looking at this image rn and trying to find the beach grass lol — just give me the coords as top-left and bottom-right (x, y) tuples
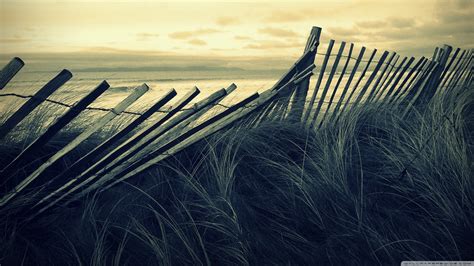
(0, 80), (473, 265)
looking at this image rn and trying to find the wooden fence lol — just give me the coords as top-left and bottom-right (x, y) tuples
(0, 26), (472, 221)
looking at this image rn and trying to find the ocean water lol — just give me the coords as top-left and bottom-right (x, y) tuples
(0, 52), (421, 125)
(0, 69), (282, 113)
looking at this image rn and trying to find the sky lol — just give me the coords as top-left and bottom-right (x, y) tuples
(0, 0), (473, 66)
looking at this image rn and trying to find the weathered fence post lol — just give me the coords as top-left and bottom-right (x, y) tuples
(0, 84), (149, 207)
(0, 80), (110, 182)
(327, 46), (366, 124)
(319, 43), (354, 127)
(0, 57), (25, 90)
(310, 41), (346, 128)
(288, 26), (321, 122)
(304, 39), (335, 125)
(0, 69), (72, 140)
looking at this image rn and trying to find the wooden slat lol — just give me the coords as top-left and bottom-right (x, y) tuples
(347, 51), (389, 112)
(444, 51), (473, 93)
(327, 47), (366, 124)
(418, 45), (453, 102)
(32, 87), (177, 209)
(400, 60), (440, 117)
(318, 43), (354, 127)
(401, 60), (438, 106)
(336, 49), (377, 122)
(0, 84), (149, 207)
(438, 48), (460, 87)
(389, 56), (426, 104)
(0, 57), (25, 89)
(371, 55), (400, 101)
(379, 56), (415, 105)
(0, 80), (110, 182)
(364, 52), (397, 103)
(0, 69), (72, 140)
(432, 47), (440, 61)
(439, 49), (465, 89)
(310, 41), (346, 128)
(93, 92), (260, 194)
(303, 40), (335, 125)
(396, 58), (429, 102)
(304, 26), (321, 52)
(414, 64), (453, 107)
(289, 26), (321, 122)
(372, 56), (404, 103)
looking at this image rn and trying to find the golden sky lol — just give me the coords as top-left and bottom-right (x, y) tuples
(0, 0), (473, 58)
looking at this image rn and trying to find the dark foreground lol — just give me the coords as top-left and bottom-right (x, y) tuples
(1, 85), (474, 265)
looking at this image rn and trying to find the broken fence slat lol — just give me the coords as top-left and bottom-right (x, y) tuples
(0, 57), (25, 90)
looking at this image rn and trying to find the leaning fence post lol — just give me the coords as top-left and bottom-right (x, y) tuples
(0, 80), (110, 182)
(303, 39), (335, 125)
(288, 26), (321, 123)
(310, 41), (346, 128)
(415, 45), (452, 106)
(0, 84), (149, 207)
(0, 69), (72, 140)
(0, 57), (25, 90)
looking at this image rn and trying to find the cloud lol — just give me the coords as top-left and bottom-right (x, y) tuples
(81, 46), (166, 55)
(0, 36), (31, 43)
(325, 3), (474, 57)
(257, 27), (300, 38)
(169, 28), (220, 40)
(356, 20), (387, 28)
(234, 35), (253, 40)
(262, 10), (310, 23)
(215, 16), (240, 26)
(244, 40), (304, 50)
(389, 17), (415, 28)
(188, 39), (207, 46)
(136, 32), (159, 41)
